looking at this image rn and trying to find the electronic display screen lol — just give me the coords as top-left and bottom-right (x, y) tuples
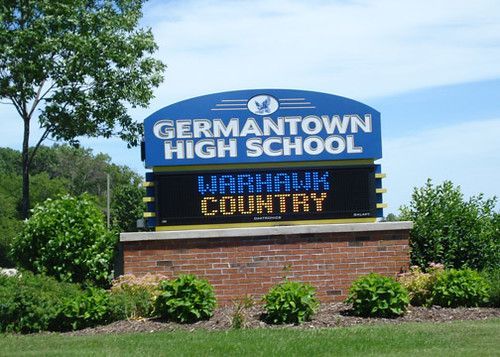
(155, 166), (376, 226)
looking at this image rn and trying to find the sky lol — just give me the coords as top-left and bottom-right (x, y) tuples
(1, 0), (500, 214)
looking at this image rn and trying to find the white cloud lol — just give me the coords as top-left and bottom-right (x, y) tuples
(143, 0), (500, 108)
(383, 118), (500, 213)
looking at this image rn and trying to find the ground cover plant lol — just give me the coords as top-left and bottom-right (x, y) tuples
(110, 273), (167, 319)
(431, 268), (490, 307)
(155, 274), (217, 323)
(262, 280), (319, 324)
(398, 263), (444, 306)
(481, 268), (500, 307)
(1, 320), (499, 356)
(347, 273), (409, 317)
(0, 272), (82, 333)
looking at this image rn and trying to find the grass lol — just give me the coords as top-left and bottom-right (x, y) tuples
(1, 319), (499, 356)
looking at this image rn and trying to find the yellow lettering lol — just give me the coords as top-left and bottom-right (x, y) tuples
(220, 196), (236, 215)
(292, 193), (309, 212)
(201, 196), (218, 216)
(238, 195), (255, 214)
(310, 192), (328, 211)
(274, 194), (290, 212)
(255, 194), (273, 214)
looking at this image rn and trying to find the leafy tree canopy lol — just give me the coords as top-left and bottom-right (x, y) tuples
(0, 0), (165, 217)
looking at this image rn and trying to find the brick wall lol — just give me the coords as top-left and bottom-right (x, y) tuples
(123, 229), (409, 305)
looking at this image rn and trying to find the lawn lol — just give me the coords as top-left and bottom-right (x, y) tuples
(1, 319), (499, 356)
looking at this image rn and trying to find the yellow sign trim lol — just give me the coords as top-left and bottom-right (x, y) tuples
(155, 217), (376, 231)
(152, 159), (375, 172)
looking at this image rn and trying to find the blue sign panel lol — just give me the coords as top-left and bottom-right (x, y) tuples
(143, 89), (381, 168)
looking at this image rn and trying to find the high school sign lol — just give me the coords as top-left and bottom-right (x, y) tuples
(142, 89), (385, 230)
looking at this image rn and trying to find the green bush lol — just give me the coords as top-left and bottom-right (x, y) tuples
(0, 272), (82, 333)
(400, 179), (499, 270)
(52, 287), (113, 331)
(10, 194), (117, 287)
(398, 263), (444, 306)
(347, 273), (409, 317)
(109, 274), (167, 319)
(431, 269), (490, 307)
(262, 281), (319, 324)
(155, 274), (216, 323)
(481, 268), (500, 307)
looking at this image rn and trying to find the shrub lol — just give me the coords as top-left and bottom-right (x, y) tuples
(52, 287), (113, 331)
(398, 263), (444, 306)
(262, 281), (319, 324)
(0, 272), (81, 333)
(155, 274), (216, 323)
(111, 184), (145, 232)
(431, 269), (490, 307)
(481, 268), (500, 307)
(109, 273), (167, 319)
(10, 194), (117, 287)
(347, 273), (409, 317)
(400, 179), (499, 270)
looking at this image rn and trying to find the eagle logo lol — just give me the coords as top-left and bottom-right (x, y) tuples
(247, 94), (279, 115)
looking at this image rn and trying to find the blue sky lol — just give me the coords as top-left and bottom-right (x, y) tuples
(1, 0), (499, 214)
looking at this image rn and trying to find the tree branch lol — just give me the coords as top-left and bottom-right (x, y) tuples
(27, 80), (46, 119)
(27, 126), (51, 169)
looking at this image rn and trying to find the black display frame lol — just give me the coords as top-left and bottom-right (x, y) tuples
(154, 165), (377, 226)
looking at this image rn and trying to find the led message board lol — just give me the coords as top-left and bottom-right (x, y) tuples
(154, 166), (376, 226)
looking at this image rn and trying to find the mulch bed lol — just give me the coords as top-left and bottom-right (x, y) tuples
(67, 304), (500, 336)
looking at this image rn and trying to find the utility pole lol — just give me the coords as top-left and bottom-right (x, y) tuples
(106, 173), (111, 229)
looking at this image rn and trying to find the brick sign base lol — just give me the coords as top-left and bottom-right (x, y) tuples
(120, 222), (411, 305)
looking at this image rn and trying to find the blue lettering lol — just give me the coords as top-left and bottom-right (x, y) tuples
(198, 175), (218, 195)
(312, 171), (329, 191)
(220, 175), (236, 194)
(256, 173), (273, 193)
(292, 172), (311, 191)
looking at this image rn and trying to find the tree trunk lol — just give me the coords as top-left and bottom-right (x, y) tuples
(21, 116), (30, 219)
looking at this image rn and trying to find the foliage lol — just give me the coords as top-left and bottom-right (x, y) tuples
(0, 0), (165, 217)
(0, 271), (81, 333)
(398, 263), (444, 306)
(400, 179), (499, 270)
(0, 145), (143, 267)
(346, 273), (409, 317)
(11, 194), (117, 287)
(231, 295), (254, 329)
(155, 275), (217, 323)
(431, 269), (490, 307)
(110, 273), (167, 319)
(30, 145), (142, 200)
(262, 281), (319, 324)
(52, 287), (113, 331)
(481, 268), (500, 307)
(112, 184), (145, 232)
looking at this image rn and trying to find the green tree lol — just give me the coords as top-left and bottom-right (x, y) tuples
(0, 1), (165, 218)
(111, 184), (144, 232)
(400, 179), (499, 270)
